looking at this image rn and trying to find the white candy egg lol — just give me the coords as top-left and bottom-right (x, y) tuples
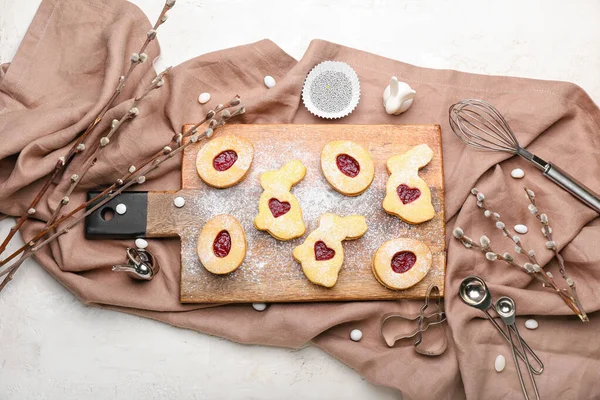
(115, 203), (127, 215)
(514, 224), (528, 234)
(173, 196), (185, 208)
(198, 92), (211, 104)
(495, 355), (506, 372)
(264, 75), (276, 88)
(525, 319), (539, 330)
(511, 168), (525, 179)
(350, 329), (363, 342)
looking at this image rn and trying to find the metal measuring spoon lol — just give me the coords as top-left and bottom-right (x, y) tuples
(496, 297), (540, 400)
(112, 248), (160, 281)
(458, 276), (544, 374)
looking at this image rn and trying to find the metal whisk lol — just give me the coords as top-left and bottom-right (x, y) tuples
(449, 99), (600, 214)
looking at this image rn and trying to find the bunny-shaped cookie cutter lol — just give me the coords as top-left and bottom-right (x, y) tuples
(380, 284), (447, 356)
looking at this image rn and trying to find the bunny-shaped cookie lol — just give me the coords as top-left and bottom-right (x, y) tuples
(383, 144), (435, 224)
(254, 160), (306, 240)
(293, 213), (368, 287)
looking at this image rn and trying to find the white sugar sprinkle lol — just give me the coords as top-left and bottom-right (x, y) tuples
(177, 131), (446, 301)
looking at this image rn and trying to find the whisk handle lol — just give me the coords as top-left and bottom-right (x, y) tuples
(544, 163), (600, 214)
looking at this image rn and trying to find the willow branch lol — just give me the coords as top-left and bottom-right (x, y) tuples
(452, 229), (584, 319)
(45, 68), (171, 228)
(0, 69), (173, 268)
(453, 186), (589, 322)
(0, 97), (241, 269)
(470, 188), (538, 265)
(0, 0), (175, 257)
(0, 101), (244, 289)
(523, 186), (587, 322)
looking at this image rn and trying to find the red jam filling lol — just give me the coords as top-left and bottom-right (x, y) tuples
(397, 184), (421, 204)
(336, 154), (360, 178)
(268, 198), (291, 218)
(212, 230), (231, 258)
(213, 150), (238, 172)
(391, 251), (417, 273)
(314, 240), (335, 261)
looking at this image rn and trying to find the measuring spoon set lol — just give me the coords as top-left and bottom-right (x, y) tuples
(459, 276), (542, 400)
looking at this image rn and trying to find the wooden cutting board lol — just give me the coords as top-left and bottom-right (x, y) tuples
(87, 124), (446, 303)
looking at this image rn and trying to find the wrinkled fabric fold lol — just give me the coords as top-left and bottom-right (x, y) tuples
(1, 1), (600, 399)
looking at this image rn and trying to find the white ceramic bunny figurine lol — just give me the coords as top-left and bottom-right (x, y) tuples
(383, 77), (416, 115)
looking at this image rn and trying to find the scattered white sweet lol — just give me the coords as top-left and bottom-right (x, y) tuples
(135, 238), (148, 249)
(173, 196), (185, 208)
(252, 303), (267, 311)
(115, 203), (127, 215)
(382, 77), (416, 115)
(494, 355), (506, 372)
(514, 224), (528, 234)
(198, 92), (211, 104)
(511, 168), (525, 179)
(525, 319), (539, 330)
(264, 75), (276, 88)
(510, 168), (525, 179)
(350, 329), (363, 342)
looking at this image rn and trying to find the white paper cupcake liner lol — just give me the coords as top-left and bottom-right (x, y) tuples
(302, 61), (361, 119)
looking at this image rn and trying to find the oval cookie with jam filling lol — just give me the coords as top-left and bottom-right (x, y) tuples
(196, 135), (254, 188)
(197, 214), (246, 274)
(372, 238), (432, 290)
(321, 140), (375, 196)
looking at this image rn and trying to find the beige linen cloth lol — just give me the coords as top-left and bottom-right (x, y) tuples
(2, 0), (600, 398)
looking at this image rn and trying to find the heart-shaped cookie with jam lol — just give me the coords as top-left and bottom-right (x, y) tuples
(382, 144), (435, 224)
(254, 160), (306, 241)
(321, 140), (375, 196)
(197, 214), (247, 274)
(196, 135), (254, 188)
(372, 238), (432, 290)
(293, 213), (368, 288)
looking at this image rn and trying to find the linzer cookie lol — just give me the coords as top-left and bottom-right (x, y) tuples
(195, 135), (254, 188)
(197, 214), (247, 275)
(131, 123), (446, 303)
(293, 213), (368, 288)
(372, 238), (432, 290)
(321, 140), (375, 196)
(254, 160), (306, 241)
(382, 144), (435, 224)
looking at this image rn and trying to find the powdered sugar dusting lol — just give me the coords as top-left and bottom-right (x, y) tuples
(178, 125), (446, 303)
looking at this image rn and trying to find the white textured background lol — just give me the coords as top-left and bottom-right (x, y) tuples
(1, 0), (599, 399)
